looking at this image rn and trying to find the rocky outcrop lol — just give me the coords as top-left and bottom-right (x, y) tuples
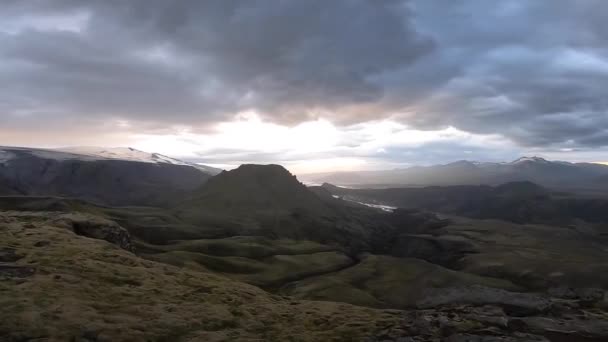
(366, 301), (608, 342)
(417, 286), (552, 316)
(1, 211), (135, 252)
(510, 316), (608, 342)
(52, 214), (135, 252)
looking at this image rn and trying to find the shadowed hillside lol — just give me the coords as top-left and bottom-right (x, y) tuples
(0, 147), (212, 207)
(174, 164), (397, 253)
(180, 164), (331, 214)
(322, 181), (608, 225)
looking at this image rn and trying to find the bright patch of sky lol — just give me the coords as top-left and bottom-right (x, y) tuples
(131, 112), (520, 174)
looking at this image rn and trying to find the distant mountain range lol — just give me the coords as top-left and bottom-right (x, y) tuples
(300, 157), (608, 190)
(0, 146), (221, 206)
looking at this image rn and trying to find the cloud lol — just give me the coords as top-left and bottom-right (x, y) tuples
(0, 0), (433, 129)
(1, 0), (608, 168)
(387, 0), (608, 149)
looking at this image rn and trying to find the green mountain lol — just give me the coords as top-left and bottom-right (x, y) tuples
(180, 164), (331, 214)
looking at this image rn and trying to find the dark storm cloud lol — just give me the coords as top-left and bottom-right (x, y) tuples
(0, 0), (432, 128)
(1, 0), (608, 151)
(403, 0), (608, 148)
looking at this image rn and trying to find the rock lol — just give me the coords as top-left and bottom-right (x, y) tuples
(460, 305), (509, 329)
(548, 287), (605, 302)
(417, 286), (551, 316)
(510, 316), (608, 341)
(446, 333), (548, 341)
(0, 248), (22, 262)
(53, 214), (135, 252)
(395, 338), (415, 342)
(600, 292), (608, 310)
(80, 329), (99, 341)
(0, 265), (35, 278)
(575, 288), (605, 303)
(34, 240), (50, 247)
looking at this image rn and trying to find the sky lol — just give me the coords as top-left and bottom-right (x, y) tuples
(1, 0), (607, 173)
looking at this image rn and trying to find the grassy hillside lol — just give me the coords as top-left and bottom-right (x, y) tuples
(282, 254), (518, 309)
(0, 211), (405, 341)
(4, 210), (608, 341)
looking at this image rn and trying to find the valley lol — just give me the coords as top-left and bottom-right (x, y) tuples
(2, 148), (608, 340)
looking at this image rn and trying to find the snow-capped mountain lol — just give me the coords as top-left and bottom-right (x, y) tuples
(57, 147), (192, 165)
(56, 147), (223, 175)
(0, 146), (219, 206)
(0, 146), (222, 175)
(299, 156), (608, 189)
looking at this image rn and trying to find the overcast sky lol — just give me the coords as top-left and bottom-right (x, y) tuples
(1, 0), (607, 172)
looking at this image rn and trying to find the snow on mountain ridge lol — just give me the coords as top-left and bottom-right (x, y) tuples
(57, 147), (223, 174)
(57, 146), (190, 166)
(0, 146), (222, 175)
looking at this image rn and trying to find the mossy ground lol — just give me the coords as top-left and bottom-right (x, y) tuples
(0, 211), (403, 341)
(282, 254), (518, 309)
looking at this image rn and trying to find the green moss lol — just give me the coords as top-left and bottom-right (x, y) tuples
(284, 254), (518, 309)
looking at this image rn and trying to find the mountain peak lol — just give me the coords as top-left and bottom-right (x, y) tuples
(493, 181), (548, 197)
(510, 156), (549, 164)
(231, 163), (293, 174)
(204, 164), (302, 194)
(184, 164), (329, 214)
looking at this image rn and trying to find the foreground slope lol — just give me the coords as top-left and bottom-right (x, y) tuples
(0, 211), (401, 341)
(3, 210), (608, 341)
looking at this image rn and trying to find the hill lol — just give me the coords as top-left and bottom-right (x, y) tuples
(174, 164), (394, 252)
(181, 164), (330, 214)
